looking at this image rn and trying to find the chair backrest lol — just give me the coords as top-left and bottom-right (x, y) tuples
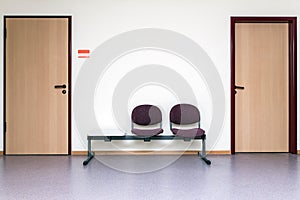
(131, 104), (162, 125)
(170, 104), (200, 125)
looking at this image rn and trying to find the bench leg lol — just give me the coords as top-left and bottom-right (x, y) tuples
(198, 138), (211, 165)
(83, 138), (94, 166)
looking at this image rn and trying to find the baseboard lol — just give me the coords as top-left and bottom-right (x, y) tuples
(0, 151), (3, 155)
(72, 151), (88, 155)
(71, 150), (231, 156)
(208, 150), (231, 155)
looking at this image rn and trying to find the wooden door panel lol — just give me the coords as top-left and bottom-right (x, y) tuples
(235, 23), (289, 152)
(6, 18), (69, 154)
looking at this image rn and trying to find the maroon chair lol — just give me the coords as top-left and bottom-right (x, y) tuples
(170, 104), (210, 165)
(131, 104), (164, 137)
(169, 104), (205, 139)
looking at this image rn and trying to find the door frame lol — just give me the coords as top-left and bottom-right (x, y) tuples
(230, 17), (297, 154)
(3, 16), (72, 155)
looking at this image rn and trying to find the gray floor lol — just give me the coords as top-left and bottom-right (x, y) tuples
(0, 154), (299, 200)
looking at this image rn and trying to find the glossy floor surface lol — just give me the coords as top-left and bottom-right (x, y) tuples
(0, 154), (299, 200)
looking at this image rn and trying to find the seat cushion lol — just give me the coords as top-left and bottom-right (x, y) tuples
(131, 128), (163, 137)
(171, 128), (205, 139)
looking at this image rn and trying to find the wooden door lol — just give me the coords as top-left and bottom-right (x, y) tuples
(5, 17), (70, 154)
(235, 23), (289, 152)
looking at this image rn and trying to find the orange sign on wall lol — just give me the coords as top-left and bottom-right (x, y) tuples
(78, 49), (90, 58)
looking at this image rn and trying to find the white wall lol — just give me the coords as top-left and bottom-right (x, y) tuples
(0, 0), (299, 151)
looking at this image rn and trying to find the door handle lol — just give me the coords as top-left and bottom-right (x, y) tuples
(235, 85), (244, 94)
(54, 84), (66, 89)
(235, 85), (245, 90)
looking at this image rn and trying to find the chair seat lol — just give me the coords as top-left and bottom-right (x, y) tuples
(131, 128), (163, 137)
(171, 128), (205, 139)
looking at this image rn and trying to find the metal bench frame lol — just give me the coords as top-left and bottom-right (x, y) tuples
(83, 134), (211, 166)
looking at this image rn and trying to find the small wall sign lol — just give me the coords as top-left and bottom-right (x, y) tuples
(77, 49), (90, 58)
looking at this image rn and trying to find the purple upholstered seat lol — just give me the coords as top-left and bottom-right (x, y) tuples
(171, 128), (205, 139)
(170, 104), (205, 139)
(131, 128), (163, 137)
(131, 104), (163, 137)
